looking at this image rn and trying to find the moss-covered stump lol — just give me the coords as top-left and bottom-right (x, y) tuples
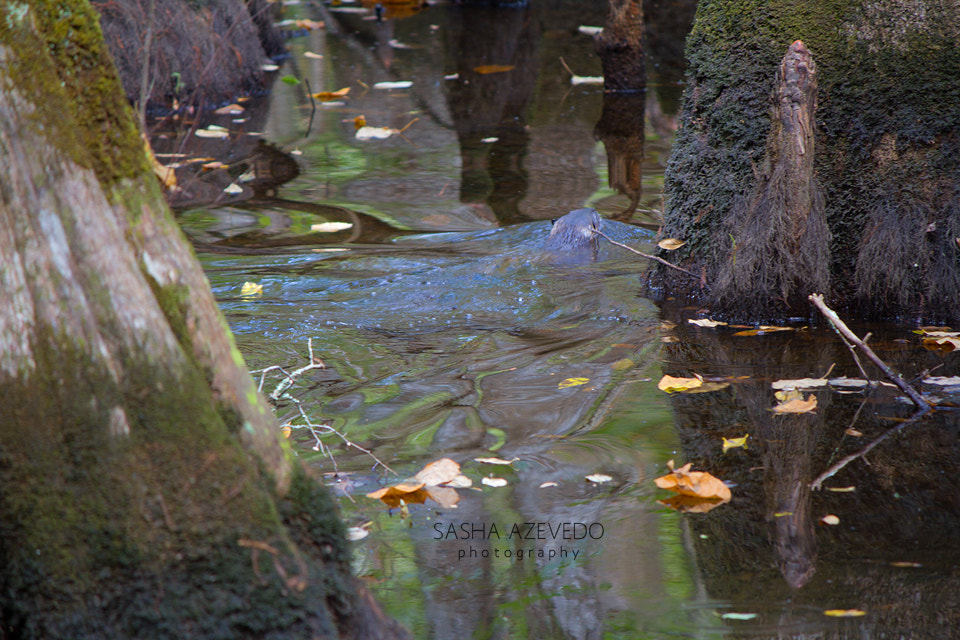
(651, 0), (960, 323)
(93, 0), (286, 110)
(0, 3), (404, 638)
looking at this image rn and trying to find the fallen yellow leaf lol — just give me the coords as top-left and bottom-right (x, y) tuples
(414, 458), (461, 486)
(772, 394), (817, 414)
(772, 378), (829, 390)
(473, 64), (515, 74)
(474, 457), (519, 466)
(312, 87), (351, 101)
(214, 103), (244, 115)
(295, 18), (325, 30)
(722, 434), (748, 453)
(688, 318), (727, 328)
(240, 281), (263, 297)
(654, 460), (731, 504)
(366, 482), (426, 504)
(657, 374), (703, 393)
(559, 377), (589, 389)
(424, 486), (460, 509)
(823, 609), (866, 617)
(657, 238), (686, 251)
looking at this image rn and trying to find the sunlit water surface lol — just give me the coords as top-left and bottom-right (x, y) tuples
(170, 1), (960, 637)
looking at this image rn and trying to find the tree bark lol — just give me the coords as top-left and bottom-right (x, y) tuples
(650, 0), (960, 322)
(0, 2), (405, 638)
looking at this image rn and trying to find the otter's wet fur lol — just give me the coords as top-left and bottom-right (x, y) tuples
(543, 208), (603, 264)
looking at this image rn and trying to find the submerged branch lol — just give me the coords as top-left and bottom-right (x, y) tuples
(811, 408), (928, 490)
(255, 340), (397, 476)
(808, 293), (930, 410)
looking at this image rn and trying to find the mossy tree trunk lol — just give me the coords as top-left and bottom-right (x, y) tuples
(652, 0), (960, 322)
(0, 3), (405, 638)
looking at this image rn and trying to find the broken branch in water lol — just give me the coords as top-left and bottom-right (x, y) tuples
(253, 339), (397, 476)
(593, 229), (703, 282)
(808, 293), (930, 411)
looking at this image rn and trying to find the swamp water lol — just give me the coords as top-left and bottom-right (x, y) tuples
(165, 1), (960, 637)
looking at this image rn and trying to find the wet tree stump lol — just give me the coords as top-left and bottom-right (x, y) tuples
(595, 0), (645, 93)
(711, 40), (830, 317)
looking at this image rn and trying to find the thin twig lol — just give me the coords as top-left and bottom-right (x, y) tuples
(593, 229), (703, 281)
(304, 79), (317, 138)
(808, 294), (930, 410)
(261, 340), (397, 476)
(811, 408), (928, 490)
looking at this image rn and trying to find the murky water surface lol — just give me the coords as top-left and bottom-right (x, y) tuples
(168, 2), (960, 637)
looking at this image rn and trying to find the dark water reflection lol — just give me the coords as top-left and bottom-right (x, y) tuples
(168, 1), (960, 637)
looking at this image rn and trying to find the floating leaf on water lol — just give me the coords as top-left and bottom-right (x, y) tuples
(657, 238), (686, 251)
(655, 460), (732, 505)
(571, 75), (603, 85)
(311, 222), (353, 233)
(372, 81), (413, 90)
(539, 481), (558, 488)
(295, 18), (324, 29)
(414, 458), (462, 486)
(214, 103), (244, 115)
(658, 374), (703, 393)
(280, 424), (292, 438)
(474, 457), (519, 466)
(481, 476), (508, 488)
(890, 561), (923, 568)
(914, 327), (956, 336)
(823, 609), (866, 618)
(366, 482), (426, 501)
(345, 526), (369, 541)
(473, 64), (515, 74)
(261, 63), (279, 71)
(611, 358), (635, 371)
(444, 474), (473, 489)
(845, 428), (863, 437)
(578, 25), (603, 36)
(821, 514), (840, 525)
(425, 486), (460, 508)
(240, 281), (263, 297)
(559, 377), (589, 389)
(586, 473), (613, 484)
(353, 115), (366, 129)
(826, 486), (856, 492)
(223, 183), (243, 194)
(355, 126), (396, 140)
(923, 336), (960, 352)
(772, 378), (829, 390)
(722, 434), (749, 453)
(304, 51), (323, 59)
(688, 318), (727, 328)
(773, 511), (794, 517)
(772, 393), (818, 414)
(195, 126), (230, 138)
(281, 75), (301, 85)
(481, 137), (499, 143)
(721, 612), (758, 621)
(312, 87), (351, 101)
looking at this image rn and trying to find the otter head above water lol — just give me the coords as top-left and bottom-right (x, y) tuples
(543, 208), (603, 264)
